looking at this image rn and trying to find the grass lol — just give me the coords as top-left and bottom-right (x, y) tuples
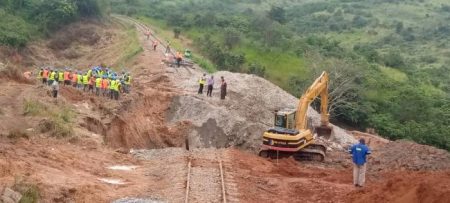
(236, 44), (308, 89)
(113, 25), (143, 68)
(39, 107), (74, 138)
(12, 177), (40, 203)
(23, 99), (74, 138)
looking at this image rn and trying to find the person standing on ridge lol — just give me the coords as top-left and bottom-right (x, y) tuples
(198, 74), (206, 94)
(145, 29), (151, 40)
(165, 42), (171, 54)
(51, 80), (59, 99)
(152, 40), (158, 51)
(42, 67), (49, 85)
(349, 138), (371, 187)
(176, 52), (183, 67)
(206, 75), (214, 97)
(220, 76), (227, 100)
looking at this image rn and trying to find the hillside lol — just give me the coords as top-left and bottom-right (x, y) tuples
(0, 8), (449, 201)
(111, 0), (450, 151)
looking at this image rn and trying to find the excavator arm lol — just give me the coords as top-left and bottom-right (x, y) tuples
(295, 71), (330, 131)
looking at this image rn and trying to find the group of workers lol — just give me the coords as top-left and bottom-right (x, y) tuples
(37, 66), (132, 100)
(198, 74), (227, 100)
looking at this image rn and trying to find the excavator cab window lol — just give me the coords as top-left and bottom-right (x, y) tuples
(274, 114), (287, 128)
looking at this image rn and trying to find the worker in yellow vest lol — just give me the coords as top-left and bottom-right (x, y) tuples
(87, 68), (93, 78)
(82, 73), (89, 92)
(37, 68), (43, 80)
(113, 79), (121, 100)
(198, 73), (206, 94)
(77, 71), (83, 89)
(95, 76), (102, 96)
(58, 70), (64, 84)
(123, 73), (132, 93)
(109, 77), (116, 100)
(48, 69), (56, 86)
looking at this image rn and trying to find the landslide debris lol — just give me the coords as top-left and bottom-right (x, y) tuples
(371, 140), (450, 172)
(166, 70), (356, 152)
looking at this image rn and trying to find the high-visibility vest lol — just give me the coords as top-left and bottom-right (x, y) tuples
(82, 75), (89, 85)
(101, 79), (109, 89)
(199, 77), (205, 85)
(64, 72), (70, 80)
(95, 78), (102, 88)
(77, 74), (82, 84)
(43, 70), (49, 79)
(124, 75), (132, 85)
(58, 72), (64, 82)
(72, 73), (78, 83)
(38, 70), (43, 79)
(109, 80), (116, 90)
(49, 72), (56, 80)
(114, 79), (121, 91)
(87, 69), (92, 78)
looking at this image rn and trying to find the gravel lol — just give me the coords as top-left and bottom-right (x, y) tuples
(130, 148), (187, 160)
(112, 198), (166, 203)
(370, 140), (450, 172)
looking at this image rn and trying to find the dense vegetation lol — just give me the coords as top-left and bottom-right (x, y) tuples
(111, 0), (450, 150)
(0, 0), (107, 47)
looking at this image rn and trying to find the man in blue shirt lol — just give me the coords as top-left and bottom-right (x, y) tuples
(349, 138), (371, 187)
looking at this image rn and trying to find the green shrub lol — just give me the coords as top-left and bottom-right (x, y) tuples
(23, 100), (47, 116)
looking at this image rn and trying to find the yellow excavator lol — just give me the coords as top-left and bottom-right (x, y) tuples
(259, 71), (332, 161)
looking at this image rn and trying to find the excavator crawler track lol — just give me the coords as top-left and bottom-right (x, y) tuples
(258, 143), (327, 162)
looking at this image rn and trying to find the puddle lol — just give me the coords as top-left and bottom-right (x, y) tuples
(107, 165), (138, 171)
(98, 178), (126, 185)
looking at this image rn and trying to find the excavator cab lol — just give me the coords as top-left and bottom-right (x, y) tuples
(274, 108), (332, 138)
(274, 108), (296, 129)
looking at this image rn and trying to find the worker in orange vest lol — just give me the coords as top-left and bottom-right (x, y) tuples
(88, 75), (96, 93)
(176, 52), (183, 67)
(63, 69), (71, 86)
(42, 68), (49, 85)
(71, 71), (78, 88)
(101, 76), (109, 97)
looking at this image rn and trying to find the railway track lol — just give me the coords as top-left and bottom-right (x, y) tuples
(184, 149), (239, 203)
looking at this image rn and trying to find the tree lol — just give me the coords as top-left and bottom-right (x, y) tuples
(305, 52), (364, 121)
(247, 63), (266, 77)
(382, 50), (405, 68)
(223, 28), (241, 49)
(267, 6), (286, 24)
(173, 27), (181, 38)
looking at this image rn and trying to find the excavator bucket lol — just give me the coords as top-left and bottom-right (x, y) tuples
(315, 125), (332, 139)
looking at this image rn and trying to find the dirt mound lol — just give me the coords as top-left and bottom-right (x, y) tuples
(346, 171), (450, 203)
(166, 70), (356, 151)
(370, 140), (450, 172)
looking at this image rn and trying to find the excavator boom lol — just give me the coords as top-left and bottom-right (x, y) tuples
(295, 71), (330, 131)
